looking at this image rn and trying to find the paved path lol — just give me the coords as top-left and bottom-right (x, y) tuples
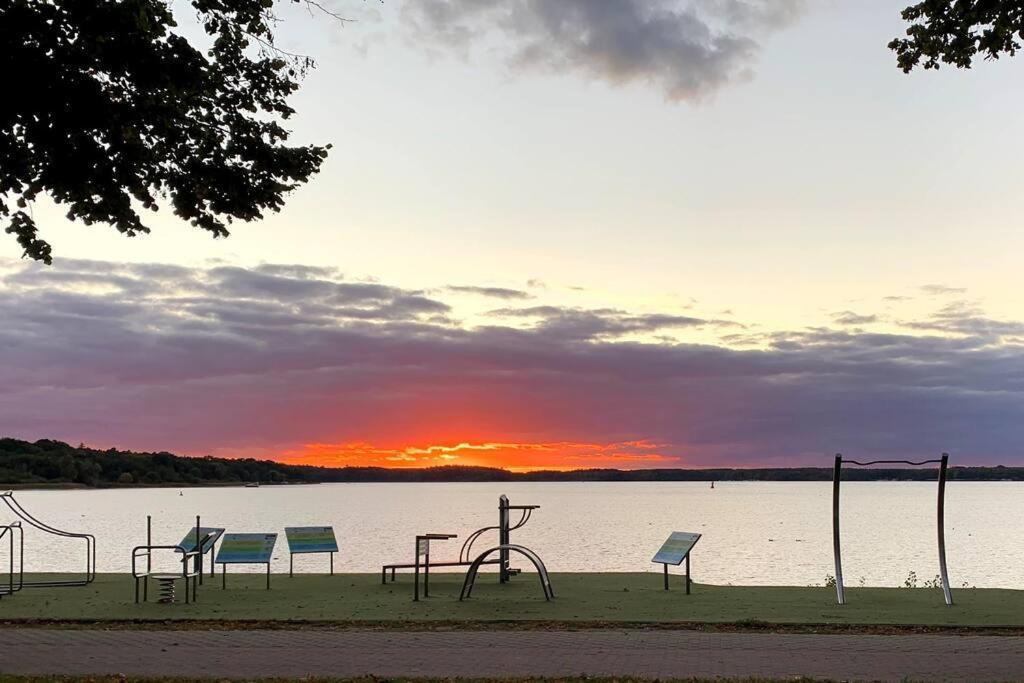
(0, 629), (1021, 681)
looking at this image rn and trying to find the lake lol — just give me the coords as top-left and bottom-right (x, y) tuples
(3, 481), (1021, 588)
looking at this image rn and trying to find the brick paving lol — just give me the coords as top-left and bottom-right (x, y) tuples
(0, 628), (1021, 681)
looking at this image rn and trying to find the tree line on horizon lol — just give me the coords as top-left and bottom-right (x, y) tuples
(1, 438), (1021, 488)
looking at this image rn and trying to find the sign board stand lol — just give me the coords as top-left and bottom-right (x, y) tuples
(652, 531), (701, 593)
(284, 527), (339, 577)
(215, 533), (278, 590)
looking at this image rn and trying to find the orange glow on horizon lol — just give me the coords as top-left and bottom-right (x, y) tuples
(278, 439), (678, 471)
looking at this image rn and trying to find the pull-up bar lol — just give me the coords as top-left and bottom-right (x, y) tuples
(832, 453), (953, 606)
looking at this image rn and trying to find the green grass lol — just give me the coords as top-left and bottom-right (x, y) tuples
(1, 572), (1023, 629)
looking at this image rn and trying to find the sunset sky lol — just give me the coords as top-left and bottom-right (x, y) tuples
(2, 1), (1023, 469)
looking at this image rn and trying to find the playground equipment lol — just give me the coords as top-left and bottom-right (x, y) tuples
(382, 495), (540, 586)
(652, 531), (701, 593)
(284, 526), (338, 577)
(460, 544), (553, 601)
(131, 515), (219, 603)
(0, 491), (95, 588)
(215, 532), (277, 590)
(0, 522), (23, 598)
(832, 453), (953, 606)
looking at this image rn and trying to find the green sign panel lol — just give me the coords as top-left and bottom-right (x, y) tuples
(177, 527), (224, 553)
(652, 531), (701, 566)
(215, 533), (277, 564)
(285, 526), (338, 554)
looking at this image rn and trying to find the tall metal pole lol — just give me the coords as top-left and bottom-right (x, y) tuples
(832, 454), (845, 605)
(937, 453), (953, 606)
(499, 495), (510, 583)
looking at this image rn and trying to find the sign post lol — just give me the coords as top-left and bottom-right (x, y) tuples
(215, 533), (277, 590)
(651, 531), (701, 594)
(284, 527), (339, 577)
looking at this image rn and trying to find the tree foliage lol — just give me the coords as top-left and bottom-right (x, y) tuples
(0, 0), (331, 264)
(1, 438), (1021, 487)
(891, 0), (1024, 71)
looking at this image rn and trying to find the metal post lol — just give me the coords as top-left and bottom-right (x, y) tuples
(832, 454), (845, 605)
(290, 553), (294, 578)
(663, 563), (668, 590)
(937, 453), (953, 606)
(424, 546), (431, 598)
(145, 516), (151, 602)
(222, 563), (226, 590)
(413, 538), (421, 602)
(266, 562), (271, 590)
(686, 554), (691, 595)
(499, 495), (510, 583)
(330, 552), (334, 576)
(196, 515), (203, 586)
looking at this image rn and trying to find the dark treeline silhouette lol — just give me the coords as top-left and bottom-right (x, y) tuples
(2, 438), (1022, 487)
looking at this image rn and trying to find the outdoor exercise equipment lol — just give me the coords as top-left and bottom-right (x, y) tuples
(215, 532), (277, 590)
(381, 495), (540, 585)
(460, 544), (554, 601)
(131, 515), (218, 603)
(832, 453), (953, 606)
(0, 490), (95, 588)
(0, 522), (23, 598)
(413, 533), (456, 601)
(285, 526), (338, 577)
(652, 531), (701, 593)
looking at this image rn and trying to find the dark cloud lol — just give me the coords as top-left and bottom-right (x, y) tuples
(488, 305), (706, 340)
(832, 311), (878, 326)
(446, 285), (532, 300)
(402, 0), (808, 101)
(1, 259), (1023, 466)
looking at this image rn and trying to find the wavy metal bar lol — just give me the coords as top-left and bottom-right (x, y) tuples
(843, 459), (942, 466)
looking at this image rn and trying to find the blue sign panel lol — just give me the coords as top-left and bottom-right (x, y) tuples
(215, 533), (277, 564)
(285, 526), (338, 554)
(652, 531), (701, 566)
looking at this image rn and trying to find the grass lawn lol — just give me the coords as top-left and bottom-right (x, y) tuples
(1, 572), (1022, 628)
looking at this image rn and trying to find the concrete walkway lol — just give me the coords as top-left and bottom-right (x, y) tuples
(0, 628), (1021, 681)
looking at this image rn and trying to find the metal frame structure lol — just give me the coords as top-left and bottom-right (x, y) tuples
(413, 533), (456, 601)
(0, 490), (95, 588)
(0, 522), (23, 598)
(381, 495), (540, 584)
(832, 452), (953, 606)
(132, 515), (217, 602)
(460, 544), (553, 601)
(132, 541), (205, 604)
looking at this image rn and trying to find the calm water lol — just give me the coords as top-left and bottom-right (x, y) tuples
(2, 482), (1021, 588)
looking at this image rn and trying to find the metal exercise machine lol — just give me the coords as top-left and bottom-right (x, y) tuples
(832, 453), (953, 606)
(0, 522), (23, 598)
(0, 490), (95, 588)
(381, 495), (540, 587)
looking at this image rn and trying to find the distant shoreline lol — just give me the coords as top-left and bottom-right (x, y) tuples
(4, 437), (1024, 488)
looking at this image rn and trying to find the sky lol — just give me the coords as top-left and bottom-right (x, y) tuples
(1, 0), (1023, 469)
